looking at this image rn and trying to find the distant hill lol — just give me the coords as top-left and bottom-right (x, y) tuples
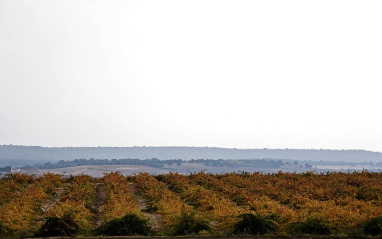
(1, 145), (382, 167)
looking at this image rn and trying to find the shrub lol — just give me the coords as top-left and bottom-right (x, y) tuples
(171, 210), (211, 235)
(363, 216), (382, 236)
(36, 215), (79, 237)
(95, 214), (152, 236)
(287, 217), (331, 235)
(0, 222), (7, 237)
(233, 213), (278, 235)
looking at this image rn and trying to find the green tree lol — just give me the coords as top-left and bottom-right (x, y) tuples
(171, 209), (211, 235)
(36, 215), (79, 237)
(363, 216), (382, 236)
(95, 214), (152, 236)
(233, 214), (278, 235)
(287, 217), (331, 235)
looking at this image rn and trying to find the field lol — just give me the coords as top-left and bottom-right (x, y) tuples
(1, 171), (382, 238)
(23, 163), (287, 177)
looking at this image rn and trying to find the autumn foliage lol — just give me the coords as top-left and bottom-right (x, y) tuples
(0, 171), (382, 237)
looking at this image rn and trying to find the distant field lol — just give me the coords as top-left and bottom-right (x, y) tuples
(23, 163), (380, 178)
(23, 163), (288, 177)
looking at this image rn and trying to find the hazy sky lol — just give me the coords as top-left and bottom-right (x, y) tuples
(1, 0), (382, 151)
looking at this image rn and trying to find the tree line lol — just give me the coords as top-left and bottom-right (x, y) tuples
(20, 158), (297, 170)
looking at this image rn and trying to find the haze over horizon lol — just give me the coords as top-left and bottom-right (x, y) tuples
(2, 144), (382, 154)
(1, 144), (379, 151)
(1, 1), (382, 152)
(2, 145), (382, 164)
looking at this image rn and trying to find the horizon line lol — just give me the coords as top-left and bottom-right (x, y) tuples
(1, 144), (381, 153)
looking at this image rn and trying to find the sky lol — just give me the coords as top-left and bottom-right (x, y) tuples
(1, 0), (382, 151)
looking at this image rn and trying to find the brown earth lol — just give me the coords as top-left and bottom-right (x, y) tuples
(128, 182), (162, 231)
(94, 182), (107, 227)
(40, 183), (67, 213)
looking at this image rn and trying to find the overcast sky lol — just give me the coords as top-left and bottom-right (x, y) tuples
(1, 0), (382, 151)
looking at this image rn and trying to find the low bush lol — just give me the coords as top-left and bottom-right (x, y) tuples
(36, 215), (79, 237)
(171, 210), (211, 235)
(287, 217), (331, 235)
(233, 213), (278, 235)
(363, 216), (382, 236)
(95, 214), (152, 236)
(0, 222), (7, 237)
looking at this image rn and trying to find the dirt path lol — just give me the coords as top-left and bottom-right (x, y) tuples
(94, 183), (107, 227)
(128, 182), (162, 231)
(40, 183), (67, 213)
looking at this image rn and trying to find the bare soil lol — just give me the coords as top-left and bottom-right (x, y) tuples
(128, 182), (162, 231)
(94, 183), (107, 227)
(40, 183), (67, 213)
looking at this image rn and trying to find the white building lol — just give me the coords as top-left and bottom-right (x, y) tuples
(0, 166), (12, 178)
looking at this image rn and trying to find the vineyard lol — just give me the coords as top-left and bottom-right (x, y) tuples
(1, 171), (382, 237)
